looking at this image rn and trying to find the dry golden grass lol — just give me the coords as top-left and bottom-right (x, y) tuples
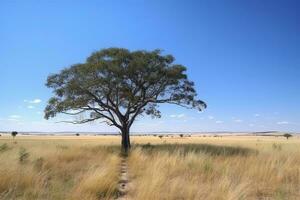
(0, 137), (120, 200)
(0, 134), (300, 200)
(128, 135), (300, 200)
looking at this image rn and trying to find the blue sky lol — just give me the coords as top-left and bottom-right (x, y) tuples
(0, 0), (299, 133)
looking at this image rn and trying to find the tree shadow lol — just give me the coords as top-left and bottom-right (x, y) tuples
(136, 143), (255, 156)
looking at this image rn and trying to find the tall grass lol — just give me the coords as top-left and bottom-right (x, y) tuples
(0, 136), (299, 199)
(0, 141), (120, 200)
(128, 143), (300, 200)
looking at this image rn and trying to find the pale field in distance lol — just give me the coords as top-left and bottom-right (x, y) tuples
(0, 134), (299, 199)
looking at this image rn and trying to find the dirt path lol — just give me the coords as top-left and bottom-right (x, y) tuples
(116, 157), (131, 200)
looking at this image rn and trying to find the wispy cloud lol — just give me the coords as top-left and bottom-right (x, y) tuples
(170, 114), (185, 118)
(24, 99), (42, 104)
(254, 114), (260, 117)
(215, 120), (223, 124)
(208, 116), (214, 120)
(9, 115), (21, 119)
(234, 119), (243, 123)
(7, 115), (22, 122)
(277, 121), (289, 125)
(27, 105), (35, 109)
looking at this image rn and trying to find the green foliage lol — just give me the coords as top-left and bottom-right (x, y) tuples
(19, 147), (30, 163)
(44, 48), (207, 151)
(44, 48), (206, 130)
(179, 134), (184, 138)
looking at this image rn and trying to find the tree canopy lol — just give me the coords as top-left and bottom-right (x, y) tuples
(45, 48), (206, 151)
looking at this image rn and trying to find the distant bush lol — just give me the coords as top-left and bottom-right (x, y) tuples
(158, 135), (163, 139)
(76, 133), (80, 136)
(283, 133), (292, 140)
(19, 147), (30, 163)
(11, 131), (18, 138)
(179, 134), (184, 138)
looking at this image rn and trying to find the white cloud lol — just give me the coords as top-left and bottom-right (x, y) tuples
(8, 118), (19, 121)
(234, 119), (243, 123)
(170, 114), (185, 118)
(37, 111), (42, 115)
(24, 99), (42, 104)
(9, 115), (21, 119)
(277, 121), (289, 125)
(27, 105), (35, 109)
(254, 114), (260, 117)
(208, 116), (214, 120)
(215, 120), (223, 124)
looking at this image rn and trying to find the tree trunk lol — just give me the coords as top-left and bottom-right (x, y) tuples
(121, 127), (131, 153)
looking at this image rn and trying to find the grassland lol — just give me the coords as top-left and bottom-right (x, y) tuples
(0, 134), (299, 199)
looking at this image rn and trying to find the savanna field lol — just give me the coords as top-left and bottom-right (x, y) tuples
(0, 134), (299, 200)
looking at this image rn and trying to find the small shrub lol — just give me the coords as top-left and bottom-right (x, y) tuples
(75, 133), (80, 136)
(272, 143), (282, 151)
(179, 134), (184, 138)
(19, 147), (30, 163)
(158, 135), (163, 139)
(34, 157), (44, 170)
(144, 143), (152, 148)
(0, 143), (8, 152)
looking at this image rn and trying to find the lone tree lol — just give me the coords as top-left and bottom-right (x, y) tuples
(11, 131), (18, 139)
(283, 133), (292, 140)
(45, 48), (206, 152)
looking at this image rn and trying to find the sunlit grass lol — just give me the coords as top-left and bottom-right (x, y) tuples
(128, 140), (300, 200)
(0, 139), (120, 200)
(0, 134), (299, 199)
